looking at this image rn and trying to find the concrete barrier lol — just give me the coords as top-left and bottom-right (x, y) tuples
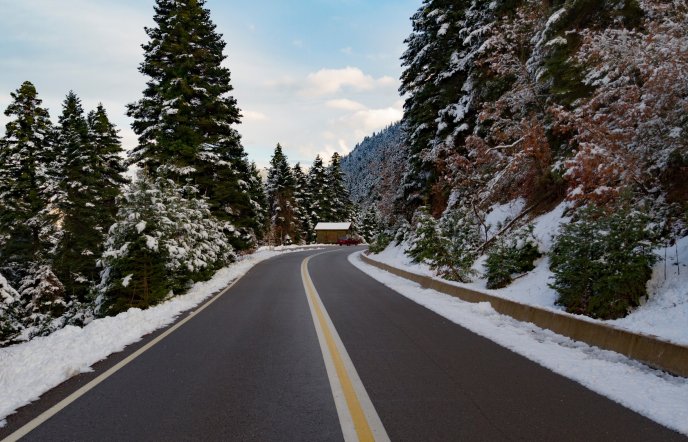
(361, 253), (688, 378)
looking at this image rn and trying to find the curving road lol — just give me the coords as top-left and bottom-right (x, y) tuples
(1, 247), (683, 441)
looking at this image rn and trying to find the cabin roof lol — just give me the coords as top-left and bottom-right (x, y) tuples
(314, 222), (351, 231)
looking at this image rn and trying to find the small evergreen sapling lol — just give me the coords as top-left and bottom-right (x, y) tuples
(434, 207), (482, 282)
(406, 206), (481, 282)
(549, 205), (658, 319)
(406, 207), (441, 265)
(484, 225), (541, 289)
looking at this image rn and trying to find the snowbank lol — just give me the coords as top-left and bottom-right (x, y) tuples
(349, 251), (688, 436)
(0, 246), (323, 427)
(372, 203), (688, 346)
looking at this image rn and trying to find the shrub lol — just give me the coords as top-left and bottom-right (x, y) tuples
(484, 225), (541, 289)
(405, 207), (482, 282)
(549, 205), (658, 319)
(368, 231), (392, 254)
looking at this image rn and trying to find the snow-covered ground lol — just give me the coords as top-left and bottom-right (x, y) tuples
(372, 202), (688, 346)
(0, 246), (324, 428)
(349, 251), (688, 436)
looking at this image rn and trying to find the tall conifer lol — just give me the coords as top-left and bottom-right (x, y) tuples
(53, 93), (127, 303)
(326, 152), (354, 222)
(0, 81), (64, 324)
(127, 0), (260, 248)
(308, 155), (328, 224)
(293, 163), (314, 242)
(266, 144), (299, 245)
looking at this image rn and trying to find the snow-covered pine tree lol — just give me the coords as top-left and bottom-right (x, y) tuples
(0, 81), (65, 327)
(398, 0), (472, 217)
(53, 93), (128, 303)
(98, 171), (235, 315)
(246, 161), (269, 243)
(87, 104), (129, 227)
(0, 272), (22, 345)
(293, 163), (314, 243)
(325, 152), (354, 222)
(358, 207), (382, 243)
(307, 155), (329, 225)
(266, 144), (300, 245)
(127, 0), (260, 249)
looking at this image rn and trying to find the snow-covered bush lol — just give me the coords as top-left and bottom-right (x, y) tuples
(549, 205), (658, 319)
(406, 207), (482, 282)
(0, 273), (21, 345)
(98, 172), (236, 315)
(433, 207), (482, 282)
(406, 208), (441, 265)
(484, 225), (541, 289)
(369, 231), (392, 254)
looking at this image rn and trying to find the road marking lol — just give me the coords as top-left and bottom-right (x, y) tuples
(301, 254), (390, 442)
(2, 274), (247, 442)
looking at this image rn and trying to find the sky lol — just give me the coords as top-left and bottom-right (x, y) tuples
(0, 0), (419, 169)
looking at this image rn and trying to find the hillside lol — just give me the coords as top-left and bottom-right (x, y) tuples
(365, 0), (688, 322)
(340, 122), (408, 222)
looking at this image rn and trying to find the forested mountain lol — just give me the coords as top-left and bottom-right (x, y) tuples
(365, 0), (687, 320)
(340, 123), (408, 222)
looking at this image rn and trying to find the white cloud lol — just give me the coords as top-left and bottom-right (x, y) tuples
(326, 98), (366, 111)
(302, 66), (395, 97)
(242, 110), (268, 121)
(335, 106), (403, 141)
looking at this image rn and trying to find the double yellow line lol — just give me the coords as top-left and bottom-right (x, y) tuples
(301, 254), (389, 442)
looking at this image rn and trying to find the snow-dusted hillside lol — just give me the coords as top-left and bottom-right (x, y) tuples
(369, 201), (688, 347)
(341, 123), (407, 221)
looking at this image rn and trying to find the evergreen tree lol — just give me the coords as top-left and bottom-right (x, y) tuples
(0, 81), (64, 324)
(246, 161), (269, 244)
(52, 92), (107, 303)
(398, 0), (469, 216)
(127, 0), (260, 248)
(266, 144), (299, 245)
(325, 152), (354, 221)
(307, 155), (328, 225)
(87, 104), (129, 226)
(293, 163), (314, 243)
(99, 171), (235, 315)
(358, 207), (382, 243)
(0, 273), (22, 345)
(549, 205), (658, 319)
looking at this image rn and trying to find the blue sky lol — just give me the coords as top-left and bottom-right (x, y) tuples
(0, 0), (419, 169)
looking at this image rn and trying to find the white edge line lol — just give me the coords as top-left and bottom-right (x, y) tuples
(304, 251), (390, 442)
(2, 274), (246, 442)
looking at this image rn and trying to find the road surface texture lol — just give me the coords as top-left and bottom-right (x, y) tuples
(2, 247), (684, 441)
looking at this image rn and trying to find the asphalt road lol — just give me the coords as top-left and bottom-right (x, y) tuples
(2, 247), (684, 441)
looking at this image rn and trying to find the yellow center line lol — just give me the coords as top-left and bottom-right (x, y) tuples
(301, 253), (392, 442)
(302, 258), (375, 441)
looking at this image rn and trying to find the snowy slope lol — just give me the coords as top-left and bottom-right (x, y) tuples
(369, 204), (688, 347)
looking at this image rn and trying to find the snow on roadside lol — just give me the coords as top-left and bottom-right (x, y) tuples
(372, 202), (688, 346)
(0, 246), (324, 428)
(349, 251), (688, 435)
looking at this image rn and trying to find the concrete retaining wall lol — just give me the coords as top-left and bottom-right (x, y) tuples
(361, 253), (688, 378)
